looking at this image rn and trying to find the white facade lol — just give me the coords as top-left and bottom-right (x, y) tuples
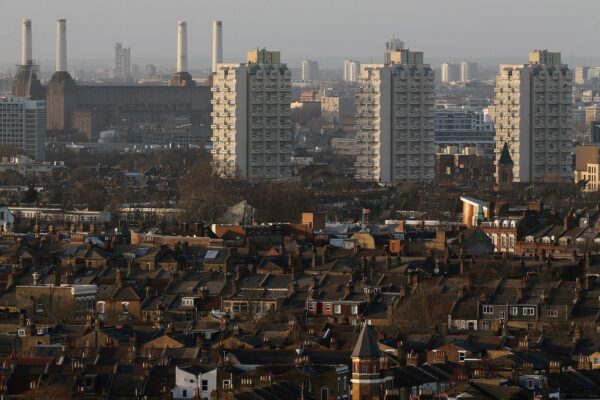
(460, 61), (477, 82)
(0, 97), (46, 161)
(440, 63), (460, 84)
(343, 60), (360, 82)
(355, 50), (435, 183)
(172, 366), (217, 400)
(301, 60), (319, 81)
(211, 49), (292, 181)
(494, 50), (573, 182)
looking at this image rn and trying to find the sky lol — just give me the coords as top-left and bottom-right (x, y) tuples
(0, 0), (599, 69)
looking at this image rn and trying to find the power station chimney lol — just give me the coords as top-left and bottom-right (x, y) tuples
(212, 20), (223, 73)
(21, 19), (32, 66)
(56, 19), (67, 72)
(176, 21), (188, 73)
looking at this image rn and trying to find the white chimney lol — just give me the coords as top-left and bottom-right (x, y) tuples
(56, 19), (67, 72)
(176, 21), (188, 73)
(212, 20), (223, 73)
(21, 19), (32, 66)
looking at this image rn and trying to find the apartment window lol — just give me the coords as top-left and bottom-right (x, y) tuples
(325, 303), (332, 312)
(334, 304), (341, 314)
(97, 301), (105, 314)
(458, 351), (466, 362)
(202, 380), (208, 391)
(510, 307), (518, 316)
(547, 309), (558, 318)
(482, 305), (493, 314)
(594, 357), (600, 365)
(499, 311), (506, 320)
(182, 389), (187, 398)
(362, 364), (368, 373)
(223, 380), (231, 389)
(523, 307), (535, 316)
(308, 303), (315, 311)
(352, 305), (359, 315)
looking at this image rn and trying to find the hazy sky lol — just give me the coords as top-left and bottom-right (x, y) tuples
(1, 0), (598, 68)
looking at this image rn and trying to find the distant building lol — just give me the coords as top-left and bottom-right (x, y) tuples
(114, 42), (131, 82)
(435, 106), (495, 155)
(575, 66), (590, 85)
(211, 49), (292, 181)
(384, 37), (404, 65)
(494, 50), (573, 182)
(586, 105), (600, 127)
(331, 138), (359, 156)
(460, 61), (478, 82)
(355, 49), (435, 183)
(343, 60), (360, 82)
(440, 63), (461, 84)
(0, 97), (45, 161)
(592, 121), (600, 144)
(300, 60), (319, 81)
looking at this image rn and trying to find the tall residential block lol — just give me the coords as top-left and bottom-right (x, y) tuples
(0, 97), (46, 161)
(355, 49), (435, 183)
(343, 60), (360, 82)
(440, 63), (461, 84)
(211, 48), (292, 181)
(493, 50), (573, 182)
(384, 37), (404, 65)
(115, 43), (131, 82)
(460, 61), (478, 82)
(300, 60), (319, 81)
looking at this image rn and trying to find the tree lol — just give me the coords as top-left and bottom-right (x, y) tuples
(23, 185), (38, 203)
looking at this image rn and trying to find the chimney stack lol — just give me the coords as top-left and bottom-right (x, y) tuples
(176, 21), (188, 73)
(56, 19), (67, 72)
(211, 20), (223, 73)
(21, 19), (32, 66)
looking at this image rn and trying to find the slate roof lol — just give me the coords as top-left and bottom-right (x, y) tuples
(351, 323), (380, 359)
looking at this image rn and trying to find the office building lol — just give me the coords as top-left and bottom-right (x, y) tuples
(575, 66), (589, 85)
(384, 37), (404, 65)
(0, 97), (46, 161)
(343, 60), (360, 82)
(494, 50), (573, 182)
(440, 63), (460, 84)
(591, 121), (600, 144)
(585, 105), (600, 127)
(435, 106), (495, 155)
(114, 43), (131, 82)
(460, 61), (478, 82)
(301, 60), (319, 81)
(355, 49), (435, 183)
(211, 48), (292, 181)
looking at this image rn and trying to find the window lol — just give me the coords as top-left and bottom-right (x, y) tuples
(35, 301), (43, 313)
(510, 307), (518, 316)
(121, 302), (129, 313)
(482, 305), (493, 314)
(308, 303), (315, 311)
(594, 357), (600, 365)
(202, 380), (208, 391)
(325, 303), (331, 312)
(458, 351), (466, 362)
(547, 309), (558, 318)
(526, 380), (534, 389)
(352, 305), (359, 315)
(362, 364), (368, 373)
(97, 301), (105, 314)
(334, 304), (341, 314)
(182, 389), (187, 398)
(523, 307), (535, 316)
(321, 388), (328, 400)
(499, 311), (506, 320)
(223, 380), (231, 389)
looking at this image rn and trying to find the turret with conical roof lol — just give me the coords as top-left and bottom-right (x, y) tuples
(351, 324), (391, 400)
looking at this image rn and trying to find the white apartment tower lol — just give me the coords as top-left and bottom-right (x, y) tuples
(355, 49), (435, 183)
(211, 49), (292, 181)
(494, 50), (573, 182)
(343, 60), (360, 82)
(301, 60), (319, 81)
(0, 97), (46, 161)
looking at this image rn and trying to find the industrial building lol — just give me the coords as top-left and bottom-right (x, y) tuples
(12, 19), (212, 146)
